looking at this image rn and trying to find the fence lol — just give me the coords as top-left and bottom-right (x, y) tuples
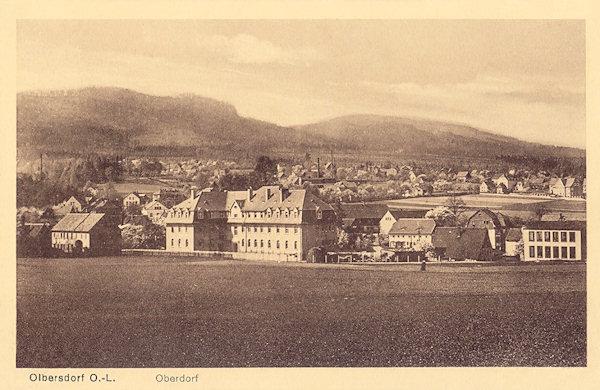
(122, 248), (300, 262)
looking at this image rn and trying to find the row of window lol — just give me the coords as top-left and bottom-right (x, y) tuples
(235, 226), (299, 235)
(241, 239), (298, 250)
(171, 238), (190, 248)
(527, 231), (576, 243)
(54, 232), (86, 240)
(528, 245), (577, 259)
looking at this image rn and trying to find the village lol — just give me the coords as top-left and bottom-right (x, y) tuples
(17, 154), (587, 263)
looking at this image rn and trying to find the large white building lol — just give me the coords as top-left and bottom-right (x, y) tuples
(522, 221), (586, 261)
(165, 185), (337, 260)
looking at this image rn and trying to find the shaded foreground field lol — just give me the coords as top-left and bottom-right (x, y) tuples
(17, 257), (586, 367)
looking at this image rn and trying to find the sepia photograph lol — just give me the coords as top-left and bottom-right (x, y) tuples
(15, 18), (587, 370)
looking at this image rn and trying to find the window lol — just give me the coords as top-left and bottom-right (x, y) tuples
(247, 239), (251, 247)
(254, 227), (257, 233)
(178, 226), (181, 233)
(285, 228), (289, 234)
(569, 247), (576, 259)
(241, 226), (244, 232)
(234, 227), (238, 235)
(294, 227), (298, 234)
(254, 239), (257, 248)
(285, 241), (288, 249)
(569, 232), (576, 242)
(561, 247), (568, 258)
(260, 227), (263, 233)
(561, 232), (567, 242)
(536, 232), (542, 241)
(276, 240), (280, 249)
(528, 231), (535, 241)
(268, 240), (271, 248)
(171, 239), (174, 247)
(185, 239), (189, 247)
(276, 227), (280, 233)
(529, 246), (535, 257)
(178, 239), (181, 247)
(260, 240), (264, 248)
(552, 232), (559, 242)
(241, 240), (244, 246)
(544, 247), (551, 258)
(553, 246), (559, 258)
(544, 232), (550, 242)
(537, 246), (543, 258)
(268, 227), (271, 233)
(294, 241), (298, 250)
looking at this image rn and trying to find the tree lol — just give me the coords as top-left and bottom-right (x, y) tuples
(425, 206), (456, 227)
(444, 193), (467, 221)
(254, 155), (277, 185)
(533, 204), (549, 221)
(336, 228), (350, 250)
(515, 239), (524, 260)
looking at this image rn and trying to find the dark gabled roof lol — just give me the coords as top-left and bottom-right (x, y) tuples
(468, 208), (510, 228)
(505, 227), (522, 242)
(432, 227), (462, 248)
(195, 191), (228, 212)
(389, 218), (436, 235)
(434, 227), (492, 260)
(339, 203), (389, 220)
(523, 221), (586, 231)
(388, 209), (428, 219)
(26, 224), (50, 238)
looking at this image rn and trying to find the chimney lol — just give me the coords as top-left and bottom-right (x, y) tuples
(266, 187), (271, 201)
(190, 186), (198, 199)
(247, 187), (253, 201)
(317, 158), (321, 178)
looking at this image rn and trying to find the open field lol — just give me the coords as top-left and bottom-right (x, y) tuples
(17, 256), (586, 367)
(381, 193), (586, 220)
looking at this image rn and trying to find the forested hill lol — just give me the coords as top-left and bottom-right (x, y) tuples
(294, 114), (584, 159)
(17, 87), (334, 157)
(17, 88), (584, 160)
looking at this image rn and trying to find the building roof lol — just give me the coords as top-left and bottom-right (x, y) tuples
(505, 227), (522, 242)
(389, 218), (436, 235)
(25, 223), (50, 238)
(51, 213), (106, 232)
(468, 208), (510, 228)
(388, 209), (428, 220)
(433, 227), (492, 260)
(456, 171), (470, 177)
(523, 221), (586, 231)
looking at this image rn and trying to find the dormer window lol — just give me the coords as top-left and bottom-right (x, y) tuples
(316, 207), (323, 220)
(284, 209), (289, 218)
(267, 208), (272, 218)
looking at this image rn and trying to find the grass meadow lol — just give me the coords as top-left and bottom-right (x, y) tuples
(17, 257), (586, 367)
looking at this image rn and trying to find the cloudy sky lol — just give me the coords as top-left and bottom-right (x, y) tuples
(17, 20), (585, 148)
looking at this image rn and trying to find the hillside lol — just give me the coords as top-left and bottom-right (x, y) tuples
(295, 114), (585, 159)
(17, 88), (584, 160)
(17, 87), (330, 157)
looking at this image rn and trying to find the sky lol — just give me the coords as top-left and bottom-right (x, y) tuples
(17, 20), (585, 148)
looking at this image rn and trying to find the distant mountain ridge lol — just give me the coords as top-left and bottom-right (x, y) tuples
(294, 114), (584, 158)
(17, 87), (585, 159)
